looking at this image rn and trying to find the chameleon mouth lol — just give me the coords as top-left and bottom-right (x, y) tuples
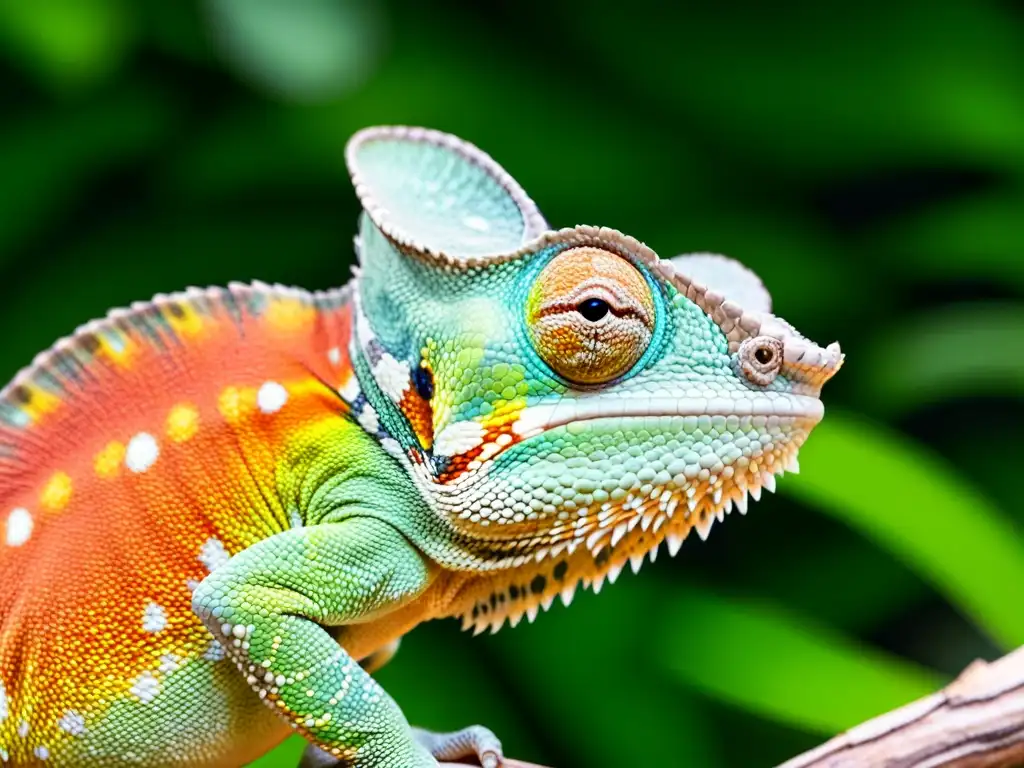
(429, 391), (822, 482)
(510, 391), (824, 441)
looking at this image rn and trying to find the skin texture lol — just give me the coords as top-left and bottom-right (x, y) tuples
(0, 126), (842, 767)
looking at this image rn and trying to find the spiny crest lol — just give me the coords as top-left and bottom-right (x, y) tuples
(0, 282), (353, 471)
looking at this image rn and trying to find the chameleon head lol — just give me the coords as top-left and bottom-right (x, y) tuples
(346, 127), (842, 627)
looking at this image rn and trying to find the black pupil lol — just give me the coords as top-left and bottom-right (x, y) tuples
(413, 365), (434, 400)
(578, 298), (610, 322)
(754, 346), (774, 365)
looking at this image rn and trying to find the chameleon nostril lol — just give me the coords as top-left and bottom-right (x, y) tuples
(738, 336), (784, 386)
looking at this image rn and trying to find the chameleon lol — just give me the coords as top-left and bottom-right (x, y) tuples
(0, 125), (842, 767)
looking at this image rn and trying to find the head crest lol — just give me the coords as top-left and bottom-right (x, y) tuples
(345, 126), (548, 265)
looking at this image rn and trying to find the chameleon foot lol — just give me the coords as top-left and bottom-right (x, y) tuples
(413, 724), (503, 768)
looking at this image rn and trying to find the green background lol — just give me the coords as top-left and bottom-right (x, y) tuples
(2, 1), (1023, 766)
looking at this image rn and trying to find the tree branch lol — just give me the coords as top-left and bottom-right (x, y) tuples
(780, 645), (1024, 768)
(443, 647), (1024, 768)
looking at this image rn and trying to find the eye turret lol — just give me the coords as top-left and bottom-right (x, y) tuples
(525, 247), (655, 385)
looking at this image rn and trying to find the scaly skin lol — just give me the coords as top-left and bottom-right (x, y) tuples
(0, 126), (842, 766)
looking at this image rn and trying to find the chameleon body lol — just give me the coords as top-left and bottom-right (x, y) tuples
(0, 127), (842, 766)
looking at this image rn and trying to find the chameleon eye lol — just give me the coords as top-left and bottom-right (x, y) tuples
(577, 298), (610, 322)
(526, 247), (655, 385)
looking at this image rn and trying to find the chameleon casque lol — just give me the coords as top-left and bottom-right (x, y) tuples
(0, 126), (842, 767)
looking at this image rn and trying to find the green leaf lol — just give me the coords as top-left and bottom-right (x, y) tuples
(0, 0), (134, 92)
(660, 587), (943, 735)
(858, 304), (1024, 413)
(203, 0), (384, 102)
(786, 412), (1024, 649)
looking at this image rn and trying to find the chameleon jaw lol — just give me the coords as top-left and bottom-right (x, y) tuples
(430, 390), (823, 469)
(429, 398), (821, 543)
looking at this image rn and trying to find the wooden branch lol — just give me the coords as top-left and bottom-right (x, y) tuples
(780, 645), (1024, 768)
(440, 647), (1024, 768)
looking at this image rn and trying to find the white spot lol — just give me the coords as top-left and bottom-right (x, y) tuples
(357, 404), (379, 434)
(33, 745), (48, 760)
(5, 507), (32, 547)
(463, 214), (490, 232)
(373, 354), (411, 402)
(198, 538), (230, 572)
(125, 433), (159, 473)
(379, 437), (403, 458)
(433, 420), (485, 457)
(58, 710), (85, 737)
(477, 441), (502, 461)
(158, 654), (181, 674)
(141, 602), (168, 633)
(203, 639), (226, 662)
(17, 720), (28, 738)
(287, 509), (304, 529)
(327, 347), (341, 365)
(130, 671), (160, 703)
(257, 381), (288, 414)
(0, 678), (7, 722)
(338, 375), (361, 402)
(0, 747), (8, 761)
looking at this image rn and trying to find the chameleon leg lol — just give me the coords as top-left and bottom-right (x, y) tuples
(412, 725), (503, 767)
(191, 518), (438, 767)
(359, 642), (504, 766)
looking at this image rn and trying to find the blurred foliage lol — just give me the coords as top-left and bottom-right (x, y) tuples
(1, 1), (1021, 766)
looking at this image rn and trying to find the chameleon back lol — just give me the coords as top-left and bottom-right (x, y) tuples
(0, 285), (356, 765)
